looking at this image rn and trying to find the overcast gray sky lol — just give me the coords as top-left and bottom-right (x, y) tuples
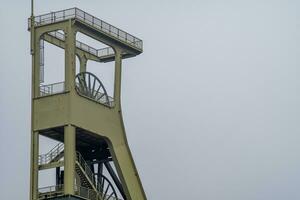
(1, 0), (300, 200)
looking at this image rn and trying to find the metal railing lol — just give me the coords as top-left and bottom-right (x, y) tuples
(39, 143), (64, 165)
(76, 185), (121, 200)
(29, 8), (143, 50)
(47, 31), (115, 59)
(38, 184), (121, 200)
(38, 185), (63, 199)
(39, 81), (114, 107)
(40, 81), (65, 96)
(75, 185), (99, 200)
(97, 47), (115, 57)
(76, 152), (96, 186)
(93, 90), (114, 107)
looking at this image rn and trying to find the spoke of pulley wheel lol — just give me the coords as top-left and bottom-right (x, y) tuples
(88, 73), (91, 97)
(106, 192), (114, 199)
(77, 76), (86, 93)
(91, 77), (96, 97)
(99, 175), (103, 187)
(104, 96), (110, 105)
(97, 92), (105, 101)
(77, 76), (83, 92)
(75, 72), (110, 106)
(82, 75), (88, 95)
(103, 184), (109, 198)
(100, 176), (105, 193)
(94, 85), (101, 99)
(85, 74), (90, 96)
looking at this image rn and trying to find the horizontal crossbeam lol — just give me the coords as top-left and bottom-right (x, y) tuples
(39, 160), (64, 170)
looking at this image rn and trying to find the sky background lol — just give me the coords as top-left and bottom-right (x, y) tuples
(1, 0), (300, 199)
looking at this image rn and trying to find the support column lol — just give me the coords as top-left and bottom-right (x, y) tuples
(64, 125), (76, 195)
(65, 20), (76, 92)
(80, 55), (87, 73)
(113, 49), (122, 110)
(33, 34), (41, 97)
(29, 131), (39, 200)
(111, 139), (147, 200)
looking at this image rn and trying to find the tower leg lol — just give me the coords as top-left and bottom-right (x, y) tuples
(79, 55), (87, 73)
(111, 137), (147, 200)
(111, 48), (147, 200)
(29, 131), (39, 200)
(64, 125), (76, 195)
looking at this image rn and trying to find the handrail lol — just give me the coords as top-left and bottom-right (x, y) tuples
(39, 81), (65, 96)
(29, 7), (143, 51)
(75, 185), (99, 200)
(38, 184), (121, 200)
(39, 143), (64, 165)
(38, 184), (64, 199)
(47, 31), (115, 59)
(76, 152), (96, 186)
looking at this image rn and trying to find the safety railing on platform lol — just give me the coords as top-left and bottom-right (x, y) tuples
(39, 184), (122, 200)
(47, 31), (115, 59)
(75, 185), (99, 200)
(40, 82), (65, 96)
(38, 184), (122, 200)
(93, 90), (114, 107)
(29, 8), (143, 50)
(38, 185), (63, 199)
(97, 47), (115, 57)
(39, 143), (64, 165)
(39, 81), (114, 107)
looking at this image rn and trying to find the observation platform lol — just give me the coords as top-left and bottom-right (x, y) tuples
(28, 7), (143, 62)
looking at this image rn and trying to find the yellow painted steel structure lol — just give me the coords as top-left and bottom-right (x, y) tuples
(29, 7), (146, 200)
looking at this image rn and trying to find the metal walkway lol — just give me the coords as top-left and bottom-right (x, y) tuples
(44, 31), (117, 62)
(29, 7), (143, 54)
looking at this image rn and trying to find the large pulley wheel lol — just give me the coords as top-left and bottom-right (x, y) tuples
(97, 174), (118, 200)
(75, 72), (110, 106)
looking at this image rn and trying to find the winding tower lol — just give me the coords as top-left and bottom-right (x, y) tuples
(29, 8), (146, 200)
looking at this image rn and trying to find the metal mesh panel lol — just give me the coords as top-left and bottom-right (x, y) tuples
(75, 8), (84, 20)
(85, 13), (93, 24)
(77, 186), (98, 200)
(126, 34), (134, 43)
(101, 21), (110, 32)
(119, 31), (126, 39)
(97, 47), (114, 57)
(93, 18), (102, 29)
(64, 8), (76, 18)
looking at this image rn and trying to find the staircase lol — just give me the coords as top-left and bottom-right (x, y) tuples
(39, 143), (118, 200)
(76, 152), (98, 190)
(39, 143), (64, 165)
